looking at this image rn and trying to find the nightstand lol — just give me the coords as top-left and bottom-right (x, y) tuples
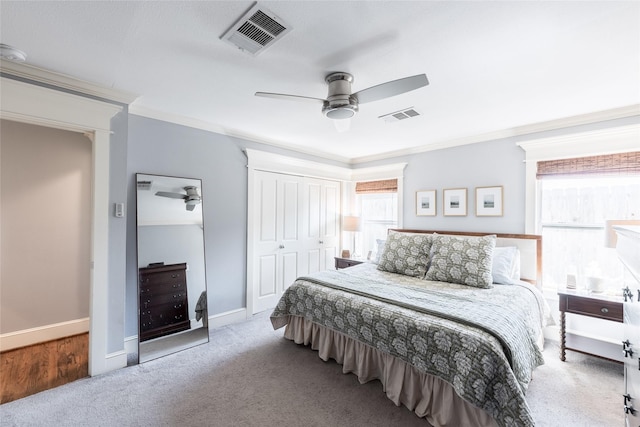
(557, 289), (623, 362)
(334, 257), (364, 270)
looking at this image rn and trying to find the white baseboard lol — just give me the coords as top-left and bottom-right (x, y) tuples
(104, 350), (127, 373)
(124, 334), (138, 355)
(123, 308), (249, 357)
(0, 318), (90, 352)
(210, 308), (248, 328)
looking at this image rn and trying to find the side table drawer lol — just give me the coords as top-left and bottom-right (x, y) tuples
(564, 296), (623, 322)
(335, 257), (364, 269)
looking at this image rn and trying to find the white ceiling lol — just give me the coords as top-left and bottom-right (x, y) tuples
(1, 1), (638, 163)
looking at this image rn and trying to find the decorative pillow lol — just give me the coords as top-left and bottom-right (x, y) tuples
(377, 231), (433, 277)
(425, 234), (496, 288)
(492, 246), (518, 285)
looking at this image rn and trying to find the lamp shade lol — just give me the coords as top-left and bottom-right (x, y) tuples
(605, 219), (640, 248)
(343, 215), (362, 232)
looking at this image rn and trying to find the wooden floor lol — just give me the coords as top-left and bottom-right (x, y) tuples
(0, 333), (88, 404)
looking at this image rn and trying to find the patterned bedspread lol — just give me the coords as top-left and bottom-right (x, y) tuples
(271, 263), (546, 427)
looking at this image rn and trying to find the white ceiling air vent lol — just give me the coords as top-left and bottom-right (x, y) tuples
(379, 107), (421, 123)
(221, 4), (291, 56)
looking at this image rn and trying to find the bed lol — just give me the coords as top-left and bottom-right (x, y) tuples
(270, 229), (548, 427)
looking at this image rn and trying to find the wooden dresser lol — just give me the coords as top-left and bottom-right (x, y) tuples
(615, 226), (640, 426)
(139, 263), (190, 342)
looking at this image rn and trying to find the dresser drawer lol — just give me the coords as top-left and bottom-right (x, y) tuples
(140, 292), (187, 309)
(140, 269), (185, 285)
(140, 305), (189, 332)
(563, 295), (623, 322)
(139, 279), (186, 296)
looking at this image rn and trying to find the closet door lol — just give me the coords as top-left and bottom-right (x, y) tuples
(303, 177), (340, 273)
(252, 171), (303, 313)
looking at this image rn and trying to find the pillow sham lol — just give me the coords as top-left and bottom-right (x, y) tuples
(425, 234), (496, 288)
(377, 231), (433, 277)
(492, 246), (519, 285)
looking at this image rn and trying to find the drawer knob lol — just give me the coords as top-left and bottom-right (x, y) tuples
(600, 307), (608, 314)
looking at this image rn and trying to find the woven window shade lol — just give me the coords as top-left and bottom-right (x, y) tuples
(537, 151), (640, 179)
(355, 179), (398, 194)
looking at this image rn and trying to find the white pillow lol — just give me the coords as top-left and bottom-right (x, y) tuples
(374, 239), (386, 264)
(492, 246), (519, 285)
(511, 248), (521, 281)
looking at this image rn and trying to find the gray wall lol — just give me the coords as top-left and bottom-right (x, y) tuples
(358, 114), (640, 237)
(402, 139), (526, 233)
(125, 115), (349, 337)
(126, 116), (247, 338)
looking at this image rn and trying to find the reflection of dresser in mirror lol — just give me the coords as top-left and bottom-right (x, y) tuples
(139, 263), (190, 342)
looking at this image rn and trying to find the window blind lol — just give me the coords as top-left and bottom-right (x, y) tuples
(536, 151), (640, 178)
(355, 179), (398, 194)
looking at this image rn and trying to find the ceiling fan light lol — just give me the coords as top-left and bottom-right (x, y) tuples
(325, 107), (356, 119)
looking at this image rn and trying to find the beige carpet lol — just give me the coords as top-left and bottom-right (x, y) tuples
(0, 311), (623, 426)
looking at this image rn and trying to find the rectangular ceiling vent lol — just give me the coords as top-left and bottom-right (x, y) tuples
(137, 180), (152, 191)
(221, 4), (291, 56)
(379, 107), (421, 123)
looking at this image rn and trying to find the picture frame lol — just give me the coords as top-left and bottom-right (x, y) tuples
(443, 188), (467, 216)
(416, 190), (436, 216)
(475, 186), (503, 216)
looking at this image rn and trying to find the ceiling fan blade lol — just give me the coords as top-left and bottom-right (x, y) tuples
(155, 191), (186, 199)
(353, 74), (429, 104)
(255, 92), (325, 104)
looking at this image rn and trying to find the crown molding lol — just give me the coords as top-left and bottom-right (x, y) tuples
(0, 59), (138, 105)
(351, 104), (640, 164)
(129, 104), (354, 164)
(517, 123), (640, 160)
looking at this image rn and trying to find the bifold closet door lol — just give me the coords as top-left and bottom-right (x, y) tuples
(252, 171), (303, 313)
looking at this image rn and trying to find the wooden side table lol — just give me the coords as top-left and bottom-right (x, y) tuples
(334, 257), (364, 270)
(558, 289), (623, 361)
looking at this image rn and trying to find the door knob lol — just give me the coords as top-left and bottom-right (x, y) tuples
(279, 244), (285, 249)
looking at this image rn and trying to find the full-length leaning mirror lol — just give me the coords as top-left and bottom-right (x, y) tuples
(136, 173), (209, 363)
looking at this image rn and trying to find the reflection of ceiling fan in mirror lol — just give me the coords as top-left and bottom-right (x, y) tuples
(255, 72), (429, 130)
(155, 186), (201, 211)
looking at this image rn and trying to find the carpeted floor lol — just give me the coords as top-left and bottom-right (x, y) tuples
(0, 311), (623, 426)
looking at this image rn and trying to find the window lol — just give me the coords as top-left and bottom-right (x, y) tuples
(357, 192), (398, 259)
(538, 176), (640, 292)
(536, 151), (640, 293)
(354, 179), (399, 259)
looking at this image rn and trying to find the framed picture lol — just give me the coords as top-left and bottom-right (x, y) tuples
(416, 190), (436, 216)
(443, 188), (467, 216)
(476, 186), (503, 216)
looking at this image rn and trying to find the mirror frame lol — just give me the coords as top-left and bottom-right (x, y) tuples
(135, 173), (209, 363)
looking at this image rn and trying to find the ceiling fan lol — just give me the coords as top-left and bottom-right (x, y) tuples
(255, 72), (429, 123)
(155, 186), (201, 211)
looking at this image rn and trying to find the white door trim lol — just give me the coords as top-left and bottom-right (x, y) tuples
(1, 76), (123, 376)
